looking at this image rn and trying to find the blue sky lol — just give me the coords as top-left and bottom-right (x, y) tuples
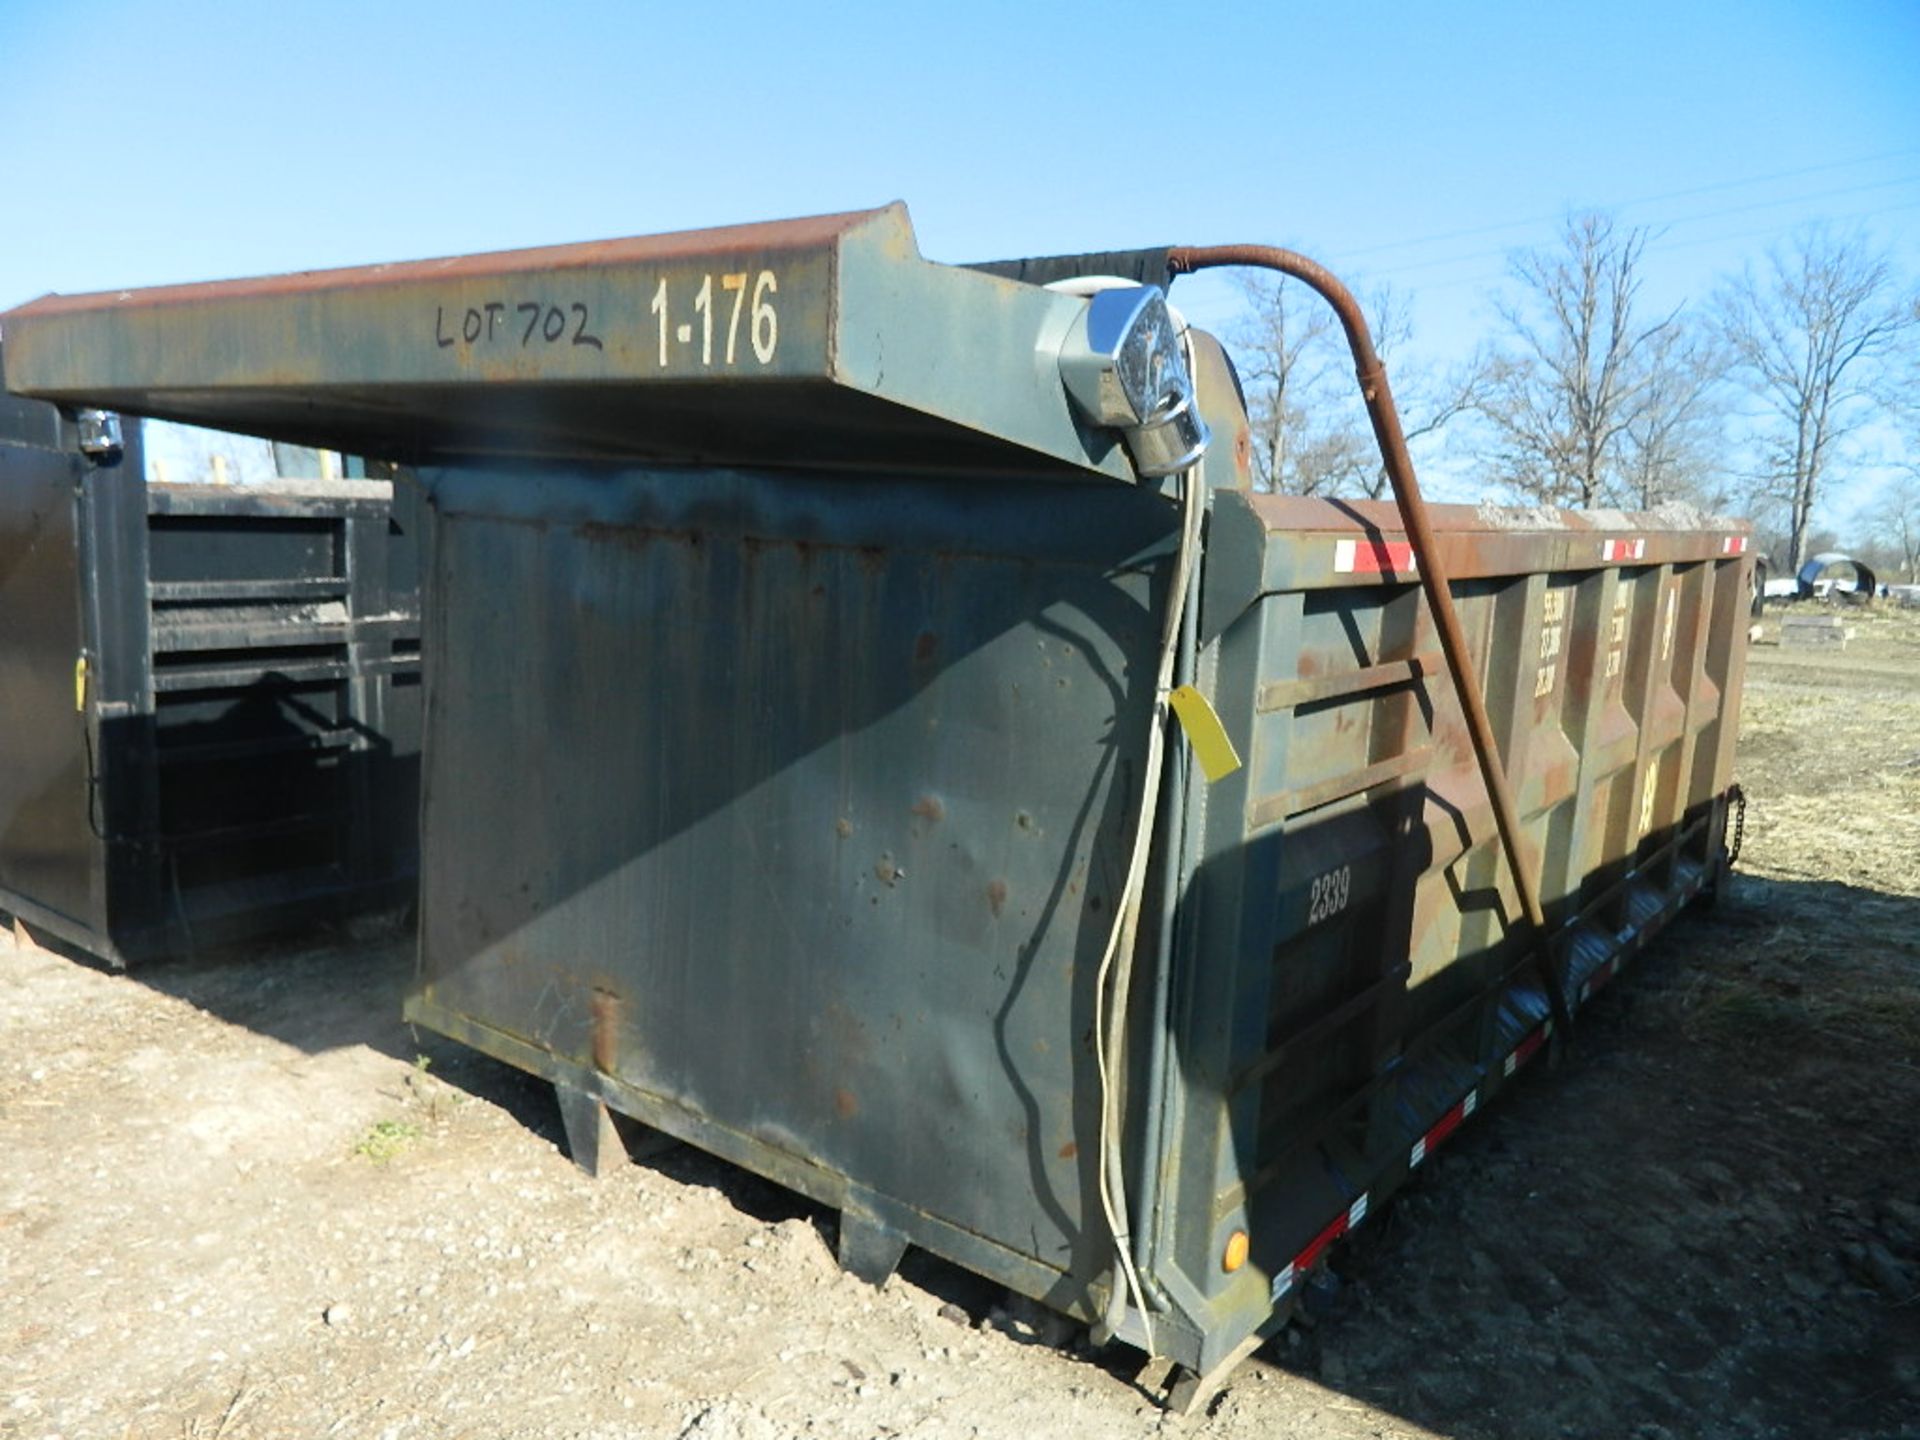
(1, 0), (1914, 520)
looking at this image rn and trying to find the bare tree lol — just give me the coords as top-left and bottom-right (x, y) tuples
(1865, 476), (1920, 582)
(1618, 319), (1731, 510)
(1713, 227), (1916, 571)
(1877, 299), (1920, 583)
(1230, 272), (1340, 494)
(1474, 212), (1682, 508)
(1230, 275), (1478, 498)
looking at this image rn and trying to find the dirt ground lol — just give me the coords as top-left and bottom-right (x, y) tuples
(4, 609), (1918, 1440)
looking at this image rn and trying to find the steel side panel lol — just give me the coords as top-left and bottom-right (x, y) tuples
(0, 440), (96, 931)
(140, 475), (423, 952)
(411, 465), (1177, 1282)
(1151, 498), (1748, 1368)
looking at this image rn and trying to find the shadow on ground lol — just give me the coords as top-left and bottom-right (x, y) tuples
(7, 908), (565, 1152)
(10, 868), (1917, 1438)
(1244, 871), (1920, 1440)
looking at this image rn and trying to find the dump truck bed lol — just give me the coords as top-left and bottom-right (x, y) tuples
(0, 205), (1750, 1388)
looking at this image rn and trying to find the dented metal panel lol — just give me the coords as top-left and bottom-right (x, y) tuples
(413, 464), (1173, 1289)
(0, 205), (1749, 1385)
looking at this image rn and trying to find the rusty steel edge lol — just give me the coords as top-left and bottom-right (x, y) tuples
(2, 207), (892, 317)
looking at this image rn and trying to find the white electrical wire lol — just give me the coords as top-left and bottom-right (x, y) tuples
(1042, 276), (1207, 1357)
(1080, 314), (1208, 1360)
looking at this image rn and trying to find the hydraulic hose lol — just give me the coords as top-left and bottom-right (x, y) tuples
(1166, 245), (1572, 1038)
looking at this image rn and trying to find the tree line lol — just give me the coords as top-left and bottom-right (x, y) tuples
(1231, 216), (1920, 581)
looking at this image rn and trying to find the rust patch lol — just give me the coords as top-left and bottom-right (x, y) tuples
(836, 817), (854, 839)
(1058, 1141), (1078, 1161)
(834, 1088), (860, 1119)
(986, 879), (1008, 918)
(875, 855), (901, 886)
(914, 630), (939, 662)
(910, 795), (945, 823)
(589, 987), (621, 1074)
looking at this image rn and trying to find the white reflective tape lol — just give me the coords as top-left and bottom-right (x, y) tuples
(1348, 1194), (1369, 1228)
(1462, 1091), (1478, 1118)
(1411, 1138), (1428, 1168)
(1503, 1053), (1517, 1077)
(1334, 538), (1357, 573)
(1270, 1264), (1297, 1302)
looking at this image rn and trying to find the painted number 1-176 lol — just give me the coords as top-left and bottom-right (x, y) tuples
(651, 270), (779, 367)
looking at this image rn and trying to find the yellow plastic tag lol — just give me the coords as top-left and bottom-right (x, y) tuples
(73, 655), (88, 713)
(1168, 684), (1243, 782)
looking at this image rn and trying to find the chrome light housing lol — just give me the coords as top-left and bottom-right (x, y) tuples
(1055, 286), (1210, 478)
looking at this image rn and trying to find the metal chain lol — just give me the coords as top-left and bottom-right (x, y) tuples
(1726, 783), (1747, 868)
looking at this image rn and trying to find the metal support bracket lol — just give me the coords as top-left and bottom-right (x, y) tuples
(554, 1082), (628, 1179)
(837, 1203), (909, 1287)
(1165, 1329), (1268, 1417)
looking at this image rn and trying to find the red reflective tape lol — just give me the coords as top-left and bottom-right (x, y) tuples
(1290, 1209), (1353, 1275)
(1601, 537), (1647, 563)
(1512, 1027), (1548, 1068)
(1578, 958), (1620, 1007)
(1279, 1192), (1371, 1299)
(1334, 538), (1418, 575)
(1421, 1097), (1470, 1157)
(1722, 535), (1748, 555)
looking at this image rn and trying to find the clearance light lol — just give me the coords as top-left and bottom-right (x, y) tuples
(1055, 286), (1210, 478)
(1222, 1229), (1250, 1273)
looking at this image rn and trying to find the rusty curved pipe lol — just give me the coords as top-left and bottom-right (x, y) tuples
(1168, 244), (1571, 1036)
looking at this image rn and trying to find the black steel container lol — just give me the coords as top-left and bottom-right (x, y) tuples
(0, 361), (420, 965)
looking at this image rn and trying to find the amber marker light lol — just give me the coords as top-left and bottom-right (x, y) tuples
(1222, 1229), (1250, 1273)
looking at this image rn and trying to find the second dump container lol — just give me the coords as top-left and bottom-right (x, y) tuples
(0, 365), (421, 965)
(0, 205), (1750, 1391)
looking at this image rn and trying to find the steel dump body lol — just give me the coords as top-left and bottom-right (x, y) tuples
(0, 376), (421, 965)
(0, 207), (1750, 1375)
